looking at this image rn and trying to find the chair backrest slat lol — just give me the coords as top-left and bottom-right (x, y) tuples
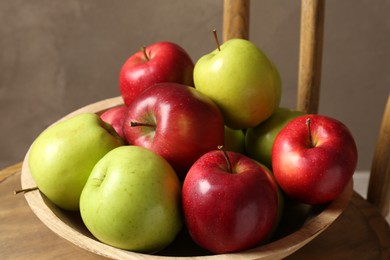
(297, 0), (325, 114)
(222, 0), (250, 42)
(368, 94), (390, 217)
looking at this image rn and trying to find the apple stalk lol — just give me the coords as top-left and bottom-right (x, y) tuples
(141, 46), (150, 61)
(130, 121), (156, 128)
(14, 186), (38, 194)
(212, 29), (221, 51)
(217, 145), (233, 174)
(306, 118), (314, 148)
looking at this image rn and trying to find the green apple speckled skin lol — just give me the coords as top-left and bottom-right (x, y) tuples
(224, 125), (246, 154)
(246, 107), (304, 169)
(28, 113), (124, 211)
(194, 38), (282, 129)
(79, 146), (182, 253)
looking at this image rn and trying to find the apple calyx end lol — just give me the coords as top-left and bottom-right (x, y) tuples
(218, 145), (233, 174)
(14, 186), (39, 195)
(212, 29), (221, 51)
(130, 121), (156, 128)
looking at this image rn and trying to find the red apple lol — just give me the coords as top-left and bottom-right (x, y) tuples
(119, 41), (194, 106)
(100, 106), (127, 140)
(122, 83), (225, 179)
(182, 147), (279, 254)
(272, 114), (358, 205)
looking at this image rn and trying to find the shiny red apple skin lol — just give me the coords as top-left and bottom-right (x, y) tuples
(119, 41), (194, 106)
(272, 114), (358, 205)
(122, 83), (225, 179)
(182, 150), (279, 254)
(100, 106), (127, 140)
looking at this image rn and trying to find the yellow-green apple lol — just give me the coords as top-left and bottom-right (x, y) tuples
(182, 147), (279, 253)
(100, 105), (127, 139)
(272, 114), (358, 205)
(28, 113), (124, 211)
(224, 126), (246, 154)
(80, 146), (182, 253)
(193, 38), (281, 129)
(122, 83), (225, 179)
(245, 107), (304, 169)
(119, 41), (194, 106)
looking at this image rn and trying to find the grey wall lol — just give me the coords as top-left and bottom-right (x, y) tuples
(1, 0), (389, 171)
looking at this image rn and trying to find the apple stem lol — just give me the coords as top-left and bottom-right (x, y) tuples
(130, 121), (156, 128)
(141, 46), (150, 61)
(306, 118), (314, 148)
(212, 29), (221, 51)
(218, 145), (233, 174)
(14, 186), (38, 195)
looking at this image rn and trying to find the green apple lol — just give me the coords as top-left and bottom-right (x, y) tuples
(80, 146), (182, 253)
(245, 107), (304, 169)
(194, 38), (282, 129)
(224, 125), (246, 154)
(28, 113), (124, 211)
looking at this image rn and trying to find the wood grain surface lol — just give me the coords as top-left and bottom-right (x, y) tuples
(297, 0), (325, 114)
(222, 0), (250, 41)
(368, 94), (390, 217)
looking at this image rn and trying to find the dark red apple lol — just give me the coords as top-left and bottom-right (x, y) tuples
(119, 41), (194, 106)
(122, 83), (225, 179)
(272, 114), (358, 205)
(182, 147), (279, 253)
(100, 105), (127, 139)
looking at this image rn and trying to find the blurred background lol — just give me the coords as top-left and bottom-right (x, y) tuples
(0, 0), (389, 174)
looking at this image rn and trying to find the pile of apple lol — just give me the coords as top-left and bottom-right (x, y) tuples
(27, 36), (358, 255)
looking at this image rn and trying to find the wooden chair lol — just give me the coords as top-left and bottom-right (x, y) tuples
(223, 0), (390, 218)
(223, 0), (390, 259)
(1, 1), (389, 259)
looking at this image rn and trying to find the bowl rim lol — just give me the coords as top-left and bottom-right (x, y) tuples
(21, 96), (354, 260)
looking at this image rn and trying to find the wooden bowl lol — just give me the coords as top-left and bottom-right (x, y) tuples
(21, 96), (353, 259)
